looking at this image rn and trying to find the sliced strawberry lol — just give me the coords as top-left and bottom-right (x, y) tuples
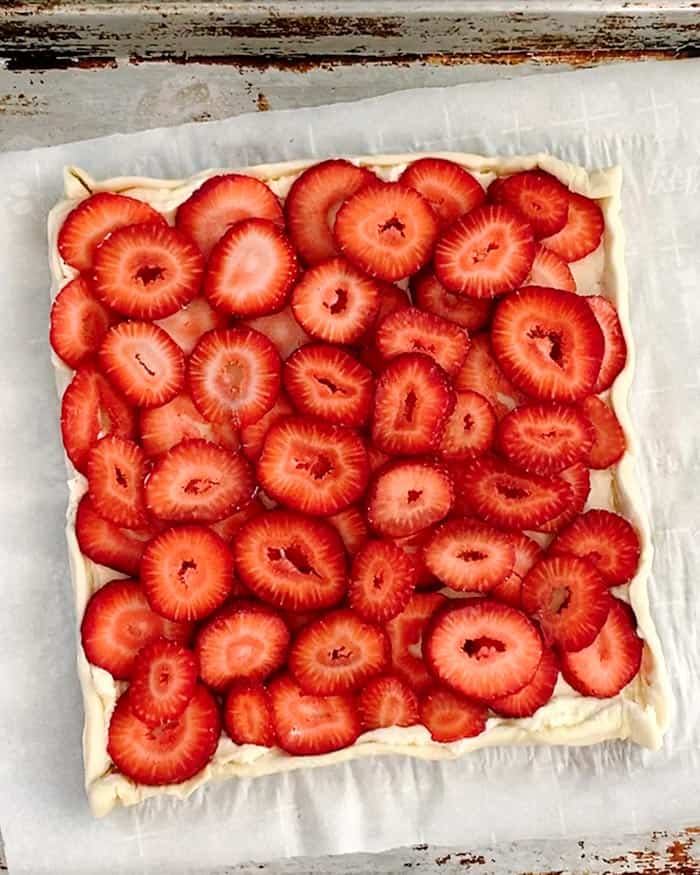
(446, 460), (477, 517)
(239, 392), (294, 462)
(289, 609), (389, 695)
(527, 245), (576, 291)
(372, 281), (412, 326)
(243, 305), (311, 360)
(349, 539), (419, 623)
(549, 509), (641, 585)
(283, 343), (374, 427)
(50, 275), (115, 368)
(145, 439), (254, 523)
(327, 505), (369, 556)
(387, 592), (447, 692)
(420, 687), (488, 742)
(209, 496), (264, 542)
(434, 204), (535, 299)
(400, 158), (485, 227)
(375, 307), (470, 376)
(454, 333), (523, 418)
(107, 684), (220, 785)
(58, 192), (167, 272)
(425, 600), (543, 699)
(587, 295), (627, 392)
(257, 415), (368, 516)
(60, 363), (137, 473)
(188, 327), (281, 426)
(491, 532), (542, 608)
(195, 601), (290, 690)
(462, 455), (571, 530)
(560, 598), (642, 697)
(490, 647), (559, 717)
(366, 458), (454, 538)
(285, 159), (376, 265)
(269, 674), (361, 755)
(393, 528), (436, 590)
(282, 610), (322, 634)
(75, 494), (152, 575)
(541, 192), (604, 262)
(423, 518), (514, 593)
(86, 436), (148, 528)
(491, 286), (604, 402)
(488, 170), (569, 238)
(439, 390), (497, 461)
(233, 510), (347, 611)
(139, 392), (239, 457)
(80, 578), (192, 679)
(537, 462), (591, 534)
(521, 555), (611, 652)
(129, 639), (198, 726)
(367, 445), (390, 474)
(155, 296), (227, 356)
(223, 681), (276, 747)
(580, 395), (626, 468)
(371, 353), (455, 456)
(358, 674), (420, 730)
(411, 270), (492, 332)
(498, 402), (594, 476)
(175, 173), (283, 259)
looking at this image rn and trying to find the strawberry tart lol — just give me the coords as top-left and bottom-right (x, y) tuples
(48, 153), (669, 817)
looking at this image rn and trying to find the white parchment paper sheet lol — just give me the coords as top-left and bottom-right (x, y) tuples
(0, 60), (698, 874)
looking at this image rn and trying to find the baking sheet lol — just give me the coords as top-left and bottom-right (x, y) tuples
(0, 59), (699, 873)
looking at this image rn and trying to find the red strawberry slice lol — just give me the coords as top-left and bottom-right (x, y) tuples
(498, 402), (595, 476)
(422, 518), (515, 593)
(50, 275), (115, 368)
(541, 192), (604, 262)
(244, 305), (311, 360)
(283, 610), (323, 634)
(387, 592), (447, 692)
(491, 286), (604, 402)
(490, 647), (559, 718)
(257, 415), (368, 516)
(371, 353), (455, 456)
(587, 295), (627, 392)
(239, 392), (294, 462)
(204, 218), (298, 317)
(80, 578), (192, 679)
(491, 532), (542, 608)
(188, 327), (281, 426)
(375, 307), (470, 376)
(269, 674), (361, 755)
(400, 157), (485, 227)
(411, 269), (492, 332)
(139, 392), (239, 458)
(434, 204), (535, 299)
(58, 192), (167, 272)
(439, 390), (497, 461)
(327, 505), (369, 556)
(141, 525), (235, 621)
(425, 600), (543, 699)
(129, 639), (199, 726)
(488, 170), (569, 238)
(87, 436), (148, 529)
(98, 321), (185, 409)
(358, 674), (420, 730)
(366, 458), (454, 538)
(334, 181), (439, 281)
(145, 439), (254, 523)
(285, 159), (377, 265)
(549, 509), (641, 585)
(283, 343), (374, 427)
(371, 281), (412, 327)
(454, 333), (523, 418)
(419, 687), (488, 742)
(537, 462), (591, 534)
(75, 494), (152, 576)
(61, 363), (137, 473)
(521, 555), (611, 652)
(155, 296), (227, 356)
(367, 445), (390, 474)
(196, 601), (290, 690)
(560, 598), (642, 697)
(175, 173), (283, 259)
(393, 528), (436, 590)
(234, 510), (347, 611)
(349, 539), (419, 623)
(223, 681), (276, 747)
(209, 496), (264, 542)
(289, 609), (389, 695)
(580, 395), (626, 468)
(107, 684), (220, 785)
(527, 245), (576, 291)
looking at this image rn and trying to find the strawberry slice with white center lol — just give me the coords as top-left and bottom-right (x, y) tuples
(195, 601), (290, 690)
(327, 505), (369, 556)
(244, 305), (311, 360)
(560, 598), (643, 697)
(224, 681), (276, 747)
(203, 218), (298, 317)
(50, 275), (115, 368)
(209, 496), (264, 542)
(188, 326), (281, 426)
(375, 307), (471, 376)
(358, 674), (420, 730)
(139, 392), (239, 458)
(434, 204), (535, 298)
(366, 457), (454, 538)
(80, 578), (192, 679)
(422, 518), (515, 593)
(521, 554), (611, 652)
(75, 494), (153, 576)
(175, 173), (283, 259)
(492, 286), (604, 402)
(58, 192), (167, 272)
(419, 687), (488, 742)
(234, 510), (347, 611)
(107, 685), (220, 785)
(549, 509), (641, 585)
(425, 600), (543, 700)
(536, 462), (591, 534)
(400, 157), (485, 227)
(155, 296), (227, 355)
(334, 181), (439, 281)
(289, 609), (389, 695)
(386, 592), (446, 692)
(129, 639), (199, 726)
(527, 245), (576, 291)
(283, 343), (374, 427)
(145, 439), (254, 523)
(488, 170), (570, 238)
(87, 435), (148, 528)
(269, 674), (361, 755)
(490, 647), (559, 718)
(257, 415), (368, 516)
(439, 390), (497, 461)
(491, 532), (542, 608)
(285, 159), (377, 265)
(540, 192), (604, 263)
(411, 269), (493, 332)
(454, 332), (524, 418)
(579, 395), (626, 468)
(587, 295), (628, 392)
(239, 392), (294, 462)
(349, 539), (419, 623)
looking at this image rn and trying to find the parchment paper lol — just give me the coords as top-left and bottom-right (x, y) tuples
(0, 60), (699, 874)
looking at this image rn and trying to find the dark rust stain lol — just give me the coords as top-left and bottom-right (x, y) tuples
(256, 92), (270, 112)
(457, 853), (487, 866)
(435, 854), (452, 865)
